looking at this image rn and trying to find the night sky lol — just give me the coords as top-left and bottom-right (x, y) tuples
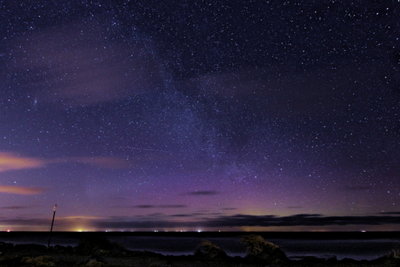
(1, 0), (400, 231)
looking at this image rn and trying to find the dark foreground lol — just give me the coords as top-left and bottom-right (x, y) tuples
(1, 235), (399, 267)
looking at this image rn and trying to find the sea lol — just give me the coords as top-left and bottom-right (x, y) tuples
(0, 232), (399, 260)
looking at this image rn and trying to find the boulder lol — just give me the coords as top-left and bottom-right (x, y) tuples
(241, 235), (287, 263)
(194, 240), (227, 259)
(21, 256), (55, 267)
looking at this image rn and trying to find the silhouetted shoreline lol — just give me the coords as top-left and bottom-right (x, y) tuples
(2, 231), (400, 239)
(0, 233), (399, 266)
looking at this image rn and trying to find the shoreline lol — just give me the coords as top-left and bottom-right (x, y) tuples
(2, 232), (399, 261)
(1, 235), (399, 266)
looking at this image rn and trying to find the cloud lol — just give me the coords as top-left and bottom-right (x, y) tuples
(0, 185), (46, 195)
(133, 205), (155, 209)
(62, 157), (130, 169)
(3, 213), (400, 230)
(287, 206), (303, 209)
(170, 214), (192, 217)
(0, 218), (50, 226)
(0, 152), (46, 172)
(131, 204), (187, 209)
(62, 215), (105, 220)
(0, 206), (32, 210)
(187, 190), (220, 196)
(159, 205), (187, 208)
(92, 213), (400, 229)
(344, 185), (371, 192)
(0, 151), (130, 172)
(10, 18), (165, 107)
(0, 215), (103, 229)
(143, 213), (165, 217)
(170, 212), (222, 218)
(379, 211), (400, 215)
(203, 214), (400, 227)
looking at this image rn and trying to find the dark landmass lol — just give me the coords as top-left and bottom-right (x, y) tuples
(0, 233), (399, 266)
(2, 231), (400, 239)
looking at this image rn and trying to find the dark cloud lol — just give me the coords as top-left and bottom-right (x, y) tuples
(187, 190), (220, 196)
(158, 205), (187, 208)
(95, 220), (178, 229)
(0, 206), (32, 210)
(169, 212), (222, 218)
(221, 208), (237, 211)
(145, 213), (165, 217)
(379, 211), (400, 215)
(344, 185), (372, 192)
(132, 204), (187, 209)
(62, 157), (131, 169)
(4, 213), (400, 230)
(205, 214), (400, 227)
(170, 214), (192, 217)
(133, 205), (155, 209)
(92, 213), (400, 229)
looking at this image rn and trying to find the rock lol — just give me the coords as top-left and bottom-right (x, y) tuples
(21, 255), (55, 267)
(241, 235), (287, 263)
(389, 249), (400, 259)
(85, 258), (105, 267)
(194, 240), (227, 259)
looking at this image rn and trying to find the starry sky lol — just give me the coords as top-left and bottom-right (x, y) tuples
(0, 0), (400, 231)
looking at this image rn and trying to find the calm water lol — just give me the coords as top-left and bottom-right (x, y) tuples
(1, 234), (399, 260)
(108, 236), (400, 260)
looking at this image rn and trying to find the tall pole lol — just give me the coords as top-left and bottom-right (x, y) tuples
(48, 204), (57, 248)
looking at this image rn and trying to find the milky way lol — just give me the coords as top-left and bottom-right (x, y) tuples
(0, 1), (399, 231)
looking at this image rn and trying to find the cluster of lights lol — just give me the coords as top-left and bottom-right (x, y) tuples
(69, 228), (215, 232)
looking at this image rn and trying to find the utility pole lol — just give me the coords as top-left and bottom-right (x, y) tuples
(48, 204), (57, 248)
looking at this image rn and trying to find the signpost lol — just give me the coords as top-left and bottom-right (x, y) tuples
(48, 204), (57, 248)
